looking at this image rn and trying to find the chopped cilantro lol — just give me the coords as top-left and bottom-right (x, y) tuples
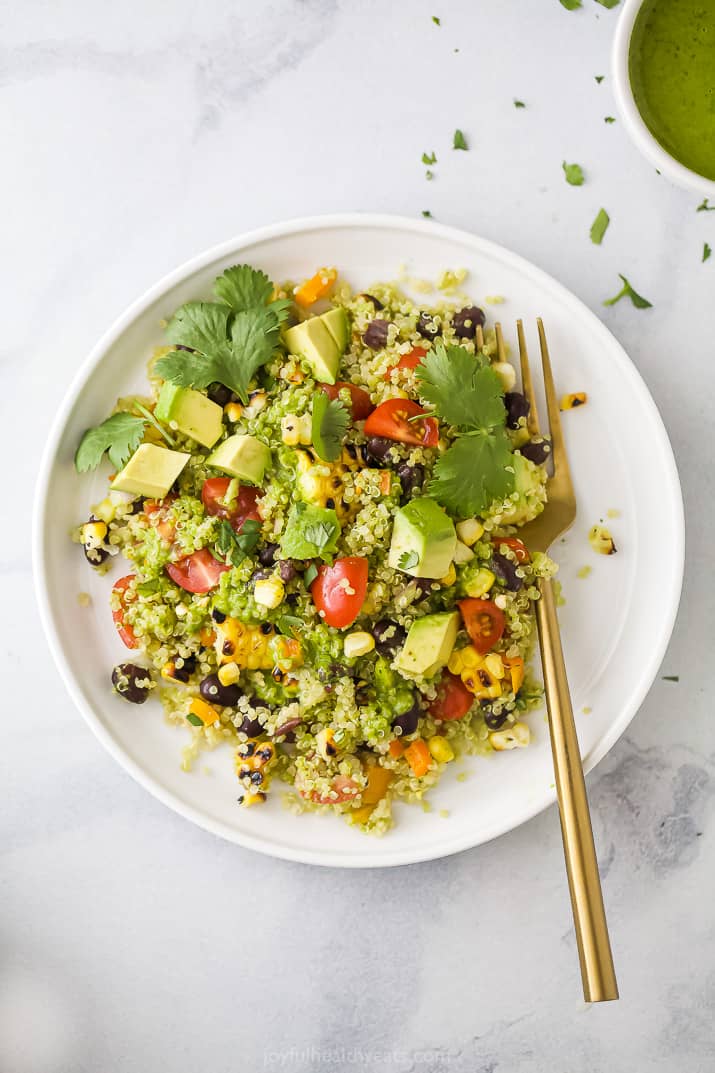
(425, 169), (434, 181)
(604, 115), (616, 123)
(75, 412), (146, 472)
(432, 15), (441, 24)
(422, 210), (433, 218)
(590, 208), (610, 245)
(595, 0), (620, 7)
(136, 579), (162, 596)
(453, 129), (468, 150)
(216, 517), (261, 567)
(603, 274), (652, 309)
(186, 713), (204, 727)
(662, 675), (679, 682)
(595, 75), (604, 83)
(560, 0), (582, 8)
(697, 198), (715, 212)
(514, 99), (526, 108)
(304, 522), (338, 555)
(562, 161), (585, 186)
(704, 243), (712, 263)
(422, 151), (437, 165)
(303, 563), (319, 587)
(276, 614), (303, 637)
(397, 550), (420, 571)
(311, 393), (349, 462)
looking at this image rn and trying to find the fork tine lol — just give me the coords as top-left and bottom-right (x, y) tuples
(475, 323), (485, 350)
(517, 320), (541, 437)
(537, 318), (572, 486)
(494, 322), (507, 364)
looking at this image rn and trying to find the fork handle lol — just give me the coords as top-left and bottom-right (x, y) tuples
(535, 577), (619, 1003)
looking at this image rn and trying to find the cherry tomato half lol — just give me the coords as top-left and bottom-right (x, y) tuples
(201, 478), (262, 532)
(318, 382), (374, 421)
(491, 536), (530, 563)
(363, 399), (439, 447)
(311, 556), (369, 629)
(144, 496), (176, 543)
(112, 574), (138, 649)
(301, 775), (361, 804)
(458, 598), (506, 655)
(383, 346), (427, 380)
(429, 673), (474, 721)
(166, 548), (230, 594)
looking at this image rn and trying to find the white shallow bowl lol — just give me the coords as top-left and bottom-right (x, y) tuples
(612, 0), (715, 197)
(33, 214), (684, 868)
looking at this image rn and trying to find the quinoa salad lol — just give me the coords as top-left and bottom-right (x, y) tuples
(74, 263), (555, 834)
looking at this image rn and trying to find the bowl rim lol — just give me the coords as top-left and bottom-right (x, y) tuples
(611, 0), (715, 197)
(32, 212), (685, 867)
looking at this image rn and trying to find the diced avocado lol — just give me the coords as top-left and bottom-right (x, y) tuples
(284, 312), (344, 384)
(112, 443), (190, 499)
(495, 452), (547, 525)
(154, 383), (223, 448)
(321, 307), (349, 352)
(207, 434), (270, 484)
(388, 498), (457, 578)
(395, 612), (460, 678)
(279, 501), (340, 560)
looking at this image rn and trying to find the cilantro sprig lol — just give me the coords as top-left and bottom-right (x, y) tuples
(311, 393), (349, 462)
(603, 274), (652, 309)
(215, 518), (261, 567)
(154, 265), (292, 405)
(398, 550), (420, 571)
(416, 343), (515, 516)
(75, 412), (147, 472)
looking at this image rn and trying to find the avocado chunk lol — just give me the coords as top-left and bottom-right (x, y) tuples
(395, 612), (460, 678)
(495, 452), (547, 526)
(280, 501), (340, 560)
(207, 434), (270, 484)
(154, 383), (223, 448)
(284, 309), (348, 384)
(388, 498), (457, 578)
(112, 443), (190, 499)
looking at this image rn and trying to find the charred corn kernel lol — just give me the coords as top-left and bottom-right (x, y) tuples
(281, 412), (312, 446)
(453, 540), (475, 564)
(493, 361), (516, 392)
(215, 617), (274, 668)
(589, 524), (617, 555)
(439, 563), (457, 587)
(490, 721), (531, 750)
(254, 576), (285, 609)
(456, 519), (484, 546)
(461, 665), (502, 700)
(199, 626), (216, 647)
(294, 448), (354, 519)
(464, 567), (496, 599)
(343, 631), (375, 659)
(245, 390), (267, 417)
(218, 661), (240, 686)
(316, 727), (338, 760)
(448, 645), (481, 675)
(350, 804), (376, 825)
(224, 402), (243, 422)
(270, 635), (303, 670)
(560, 392), (588, 411)
(428, 735), (455, 763)
(81, 520), (108, 547)
(188, 697), (218, 726)
(484, 652), (506, 680)
(237, 791), (267, 807)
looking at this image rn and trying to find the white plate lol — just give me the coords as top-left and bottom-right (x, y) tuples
(33, 214), (684, 868)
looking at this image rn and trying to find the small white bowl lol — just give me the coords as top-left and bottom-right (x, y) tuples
(612, 0), (715, 197)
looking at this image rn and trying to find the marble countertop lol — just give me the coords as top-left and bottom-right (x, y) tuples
(4, 1), (714, 1070)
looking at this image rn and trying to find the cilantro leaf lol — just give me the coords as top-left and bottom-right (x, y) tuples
(165, 301), (231, 354)
(398, 550), (419, 571)
(422, 151), (437, 165)
(595, 75), (604, 83)
(277, 614), (303, 637)
(304, 522), (337, 554)
(311, 393), (349, 462)
(453, 129), (468, 150)
(703, 243), (712, 263)
(432, 15), (441, 24)
(562, 161), (585, 186)
(697, 198), (715, 212)
(186, 713), (204, 727)
(213, 264), (273, 311)
(560, 0), (582, 9)
(416, 343), (505, 431)
(603, 274), (652, 309)
(595, 0), (620, 8)
(514, 99), (526, 108)
(590, 208), (610, 245)
(216, 517), (261, 567)
(662, 675), (679, 682)
(235, 518), (261, 556)
(604, 116), (616, 123)
(422, 210), (433, 218)
(425, 170), (434, 181)
(75, 412), (147, 472)
(428, 430), (515, 516)
(303, 563), (319, 587)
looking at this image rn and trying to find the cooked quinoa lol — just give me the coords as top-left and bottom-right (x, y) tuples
(74, 263), (555, 835)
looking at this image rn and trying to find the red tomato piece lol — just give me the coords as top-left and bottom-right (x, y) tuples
(429, 673), (474, 721)
(383, 346), (427, 380)
(166, 548), (230, 594)
(311, 556), (369, 629)
(492, 536), (530, 563)
(302, 775), (361, 804)
(318, 382), (374, 421)
(458, 598), (506, 654)
(362, 399), (439, 447)
(112, 574), (138, 649)
(201, 478), (262, 532)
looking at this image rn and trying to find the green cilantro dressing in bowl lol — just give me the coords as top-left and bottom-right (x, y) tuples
(629, 0), (715, 181)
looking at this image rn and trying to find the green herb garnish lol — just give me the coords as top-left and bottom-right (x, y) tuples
(186, 713), (204, 727)
(75, 412), (147, 472)
(398, 550), (420, 571)
(311, 393), (349, 462)
(422, 210), (433, 218)
(422, 151), (437, 165)
(303, 563), (319, 587)
(595, 0), (620, 8)
(417, 343), (502, 429)
(697, 198), (715, 212)
(132, 401), (176, 447)
(603, 274), (652, 309)
(216, 517), (261, 566)
(662, 675), (679, 682)
(590, 208), (610, 245)
(595, 75), (604, 83)
(425, 170), (434, 181)
(562, 161), (585, 186)
(432, 15), (441, 24)
(136, 579), (162, 596)
(560, 0), (582, 9)
(703, 243), (712, 263)
(514, 99), (526, 108)
(304, 522), (338, 554)
(604, 116), (616, 123)
(453, 129), (468, 150)
(277, 615), (303, 637)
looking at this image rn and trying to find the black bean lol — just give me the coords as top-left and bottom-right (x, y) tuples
(358, 293), (384, 310)
(169, 655), (197, 683)
(504, 392), (530, 430)
(483, 706), (508, 730)
(207, 382), (233, 407)
(520, 438), (551, 466)
(199, 674), (241, 707)
(250, 568), (270, 583)
(127, 497), (145, 515)
(392, 697), (421, 736)
(112, 663), (152, 704)
(491, 553), (523, 591)
(363, 319), (391, 350)
(258, 542), (279, 567)
(396, 463), (424, 503)
(278, 560), (298, 582)
(212, 608), (226, 623)
(237, 708), (265, 738)
(259, 622), (274, 635)
(83, 544), (109, 566)
(372, 620), (407, 658)
(452, 305), (485, 340)
(412, 577), (436, 600)
(365, 436), (395, 465)
(416, 312), (441, 339)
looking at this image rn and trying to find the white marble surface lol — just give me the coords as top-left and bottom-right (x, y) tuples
(4, 1), (715, 1069)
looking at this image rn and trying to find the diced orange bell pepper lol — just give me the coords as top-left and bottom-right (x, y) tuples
(362, 766), (393, 805)
(502, 655), (525, 692)
(294, 267), (337, 307)
(379, 471), (392, 495)
(188, 697), (218, 726)
(388, 739), (405, 759)
(405, 738), (432, 777)
(199, 626), (216, 647)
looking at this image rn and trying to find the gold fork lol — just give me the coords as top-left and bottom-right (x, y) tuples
(479, 318), (619, 1003)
